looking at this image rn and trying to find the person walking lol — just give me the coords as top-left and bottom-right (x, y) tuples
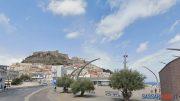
(155, 88), (157, 94)
(54, 86), (57, 92)
(4, 85), (6, 91)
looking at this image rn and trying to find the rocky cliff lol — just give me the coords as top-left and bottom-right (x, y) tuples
(21, 50), (113, 73)
(21, 50), (71, 65)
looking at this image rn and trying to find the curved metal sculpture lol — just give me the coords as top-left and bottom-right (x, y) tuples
(142, 66), (159, 86)
(70, 68), (79, 78)
(76, 58), (100, 79)
(82, 72), (88, 77)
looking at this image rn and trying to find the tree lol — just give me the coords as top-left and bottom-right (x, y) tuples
(20, 74), (31, 81)
(11, 78), (22, 85)
(56, 76), (74, 93)
(71, 79), (95, 96)
(110, 69), (146, 101)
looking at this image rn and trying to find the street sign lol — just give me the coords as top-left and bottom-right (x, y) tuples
(52, 79), (57, 86)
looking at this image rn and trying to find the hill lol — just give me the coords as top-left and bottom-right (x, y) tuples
(21, 50), (71, 65)
(21, 50), (113, 73)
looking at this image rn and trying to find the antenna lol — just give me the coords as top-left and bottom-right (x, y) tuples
(123, 53), (128, 69)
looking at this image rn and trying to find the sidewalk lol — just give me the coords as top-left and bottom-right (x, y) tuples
(46, 86), (159, 101)
(46, 86), (124, 101)
(28, 86), (160, 101)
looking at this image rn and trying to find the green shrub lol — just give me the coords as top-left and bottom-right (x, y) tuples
(110, 69), (146, 101)
(71, 79), (95, 96)
(56, 76), (74, 93)
(11, 78), (22, 85)
(20, 74), (31, 81)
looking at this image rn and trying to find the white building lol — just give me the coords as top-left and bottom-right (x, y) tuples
(90, 77), (110, 86)
(52, 65), (66, 79)
(31, 72), (52, 84)
(5, 69), (19, 87)
(0, 65), (7, 91)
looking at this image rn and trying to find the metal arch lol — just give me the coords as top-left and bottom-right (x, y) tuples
(82, 72), (88, 77)
(70, 68), (79, 78)
(77, 58), (100, 79)
(142, 66), (159, 86)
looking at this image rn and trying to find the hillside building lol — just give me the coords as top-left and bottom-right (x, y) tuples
(0, 65), (7, 91)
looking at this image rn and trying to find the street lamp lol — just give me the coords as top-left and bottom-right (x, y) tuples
(167, 48), (180, 51)
(141, 66), (159, 87)
(172, 55), (180, 58)
(140, 66), (160, 101)
(160, 61), (166, 65)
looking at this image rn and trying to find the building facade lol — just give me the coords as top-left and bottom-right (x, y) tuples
(5, 69), (19, 87)
(159, 58), (180, 101)
(0, 65), (7, 90)
(52, 65), (66, 78)
(10, 63), (52, 84)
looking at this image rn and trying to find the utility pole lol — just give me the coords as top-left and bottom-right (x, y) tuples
(123, 54), (128, 69)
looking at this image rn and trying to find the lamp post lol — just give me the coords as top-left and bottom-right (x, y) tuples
(141, 66), (159, 87)
(141, 66), (159, 101)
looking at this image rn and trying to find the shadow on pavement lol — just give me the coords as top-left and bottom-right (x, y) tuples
(112, 98), (140, 101)
(74, 94), (96, 98)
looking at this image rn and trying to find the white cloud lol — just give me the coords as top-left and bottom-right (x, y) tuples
(131, 42), (180, 81)
(0, 47), (24, 65)
(168, 34), (180, 44)
(133, 50), (168, 68)
(0, 13), (16, 33)
(47, 0), (86, 16)
(107, 0), (123, 9)
(136, 41), (149, 53)
(0, 53), (22, 65)
(0, 56), (22, 65)
(38, 1), (47, 12)
(132, 50), (170, 81)
(66, 31), (81, 39)
(96, 0), (176, 41)
(169, 20), (180, 31)
(116, 40), (131, 49)
(82, 46), (120, 70)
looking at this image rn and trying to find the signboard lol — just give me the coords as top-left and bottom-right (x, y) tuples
(142, 94), (160, 100)
(105, 91), (121, 97)
(142, 93), (180, 100)
(52, 79), (57, 86)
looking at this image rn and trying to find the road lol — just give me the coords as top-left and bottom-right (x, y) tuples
(0, 86), (159, 101)
(0, 86), (45, 101)
(29, 87), (57, 101)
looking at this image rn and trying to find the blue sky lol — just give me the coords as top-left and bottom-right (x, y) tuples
(0, 0), (180, 81)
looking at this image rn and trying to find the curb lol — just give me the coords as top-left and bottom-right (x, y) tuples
(24, 87), (49, 101)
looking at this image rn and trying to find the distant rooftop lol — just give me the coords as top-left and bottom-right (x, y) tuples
(0, 65), (8, 70)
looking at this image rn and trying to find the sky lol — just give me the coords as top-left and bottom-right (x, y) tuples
(0, 0), (180, 81)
